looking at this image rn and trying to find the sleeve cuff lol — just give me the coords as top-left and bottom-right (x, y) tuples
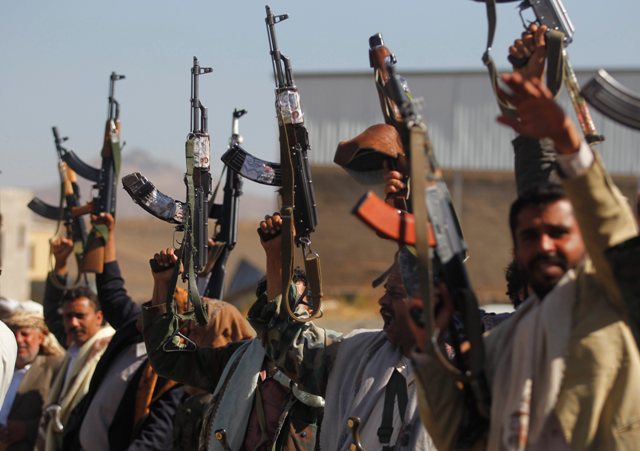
(556, 141), (594, 178)
(142, 301), (168, 316)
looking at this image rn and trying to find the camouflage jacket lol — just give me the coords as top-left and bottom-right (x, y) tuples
(143, 302), (322, 450)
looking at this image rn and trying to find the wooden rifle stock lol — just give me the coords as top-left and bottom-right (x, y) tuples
(352, 191), (435, 246)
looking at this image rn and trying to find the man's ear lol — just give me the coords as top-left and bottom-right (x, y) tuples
(96, 310), (104, 325)
(36, 329), (46, 345)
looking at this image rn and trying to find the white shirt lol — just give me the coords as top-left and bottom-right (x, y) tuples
(0, 321), (16, 409)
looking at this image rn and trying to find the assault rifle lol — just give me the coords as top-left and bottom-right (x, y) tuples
(581, 69), (640, 131)
(222, 6), (321, 323)
(61, 72), (125, 273)
(351, 34), (490, 443)
(123, 57), (211, 326)
(473, 0), (604, 144)
(202, 109), (246, 300)
(28, 127), (88, 274)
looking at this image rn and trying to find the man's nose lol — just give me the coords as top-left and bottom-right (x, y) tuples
(69, 317), (80, 328)
(538, 233), (556, 253)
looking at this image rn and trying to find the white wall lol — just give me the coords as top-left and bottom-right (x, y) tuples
(0, 189), (33, 300)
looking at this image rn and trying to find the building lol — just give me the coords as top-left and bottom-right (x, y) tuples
(0, 189), (34, 301)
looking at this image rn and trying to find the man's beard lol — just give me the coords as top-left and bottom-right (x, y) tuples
(527, 252), (569, 298)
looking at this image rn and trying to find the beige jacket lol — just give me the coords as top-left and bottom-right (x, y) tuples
(414, 157), (640, 450)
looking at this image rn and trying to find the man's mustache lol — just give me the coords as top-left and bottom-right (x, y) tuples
(528, 253), (569, 273)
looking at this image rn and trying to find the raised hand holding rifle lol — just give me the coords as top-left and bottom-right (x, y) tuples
(124, 57), (211, 328)
(265, 5), (322, 323)
(472, 0), (604, 144)
(59, 72), (125, 273)
(28, 127), (89, 286)
(221, 6), (321, 323)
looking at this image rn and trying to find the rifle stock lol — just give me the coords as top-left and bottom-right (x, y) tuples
(352, 191), (436, 246)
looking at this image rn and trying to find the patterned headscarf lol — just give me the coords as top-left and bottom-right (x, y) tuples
(4, 310), (64, 356)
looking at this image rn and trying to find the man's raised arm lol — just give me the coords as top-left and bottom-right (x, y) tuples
(497, 72), (639, 306)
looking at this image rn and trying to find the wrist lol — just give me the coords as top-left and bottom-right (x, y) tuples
(54, 265), (68, 277)
(552, 117), (581, 156)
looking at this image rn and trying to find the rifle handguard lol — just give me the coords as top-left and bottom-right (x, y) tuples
(81, 238), (105, 274)
(71, 203), (94, 218)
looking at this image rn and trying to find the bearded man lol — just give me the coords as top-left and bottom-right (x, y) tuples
(0, 311), (64, 451)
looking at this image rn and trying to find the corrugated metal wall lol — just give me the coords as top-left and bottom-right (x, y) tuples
(297, 69), (640, 174)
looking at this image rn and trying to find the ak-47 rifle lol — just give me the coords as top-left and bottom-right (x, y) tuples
(472, 0), (604, 144)
(222, 6), (321, 323)
(28, 127), (89, 280)
(60, 72), (125, 273)
(122, 57), (211, 327)
(352, 34), (490, 445)
(266, 4), (321, 323)
(202, 109), (246, 299)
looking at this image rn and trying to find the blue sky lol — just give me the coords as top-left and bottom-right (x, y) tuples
(1, 0), (638, 192)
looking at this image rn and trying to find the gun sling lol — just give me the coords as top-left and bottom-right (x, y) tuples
(478, 0), (565, 117)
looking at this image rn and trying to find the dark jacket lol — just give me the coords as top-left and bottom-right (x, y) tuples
(60, 262), (184, 451)
(5, 354), (65, 451)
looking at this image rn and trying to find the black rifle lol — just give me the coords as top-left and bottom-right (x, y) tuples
(221, 6), (322, 322)
(202, 109), (246, 300)
(221, 8), (317, 239)
(265, 5), (321, 322)
(122, 57), (211, 326)
(61, 72), (125, 273)
(28, 127), (88, 273)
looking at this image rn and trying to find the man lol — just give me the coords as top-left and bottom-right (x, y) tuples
(246, 213), (436, 450)
(144, 248), (323, 451)
(410, 69), (640, 450)
(172, 297), (257, 451)
(46, 213), (185, 451)
(36, 279), (114, 451)
(0, 310), (63, 450)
